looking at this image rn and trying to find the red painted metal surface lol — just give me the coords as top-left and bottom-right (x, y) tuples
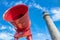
(3, 4), (32, 40)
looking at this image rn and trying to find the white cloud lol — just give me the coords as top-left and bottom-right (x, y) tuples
(28, 0), (47, 11)
(8, 1), (15, 7)
(33, 33), (51, 40)
(0, 32), (51, 40)
(34, 3), (47, 11)
(13, 0), (46, 11)
(1, 1), (15, 7)
(0, 33), (13, 40)
(9, 26), (16, 32)
(33, 3), (43, 10)
(15, 1), (23, 5)
(1, 0), (46, 11)
(28, 2), (33, 8)
(0, 24), (16, 35)
(0, 24), (15, 40)
(0, 24), (51, 40)
(0, 24), (14, 40)
(0, 25), (6, 30)
(51, 8), (60, 21)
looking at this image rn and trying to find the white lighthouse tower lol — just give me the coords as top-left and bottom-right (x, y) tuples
(43, 11), (60, 40)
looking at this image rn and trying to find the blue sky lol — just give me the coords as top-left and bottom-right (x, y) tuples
(0, 0), (60, 40)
